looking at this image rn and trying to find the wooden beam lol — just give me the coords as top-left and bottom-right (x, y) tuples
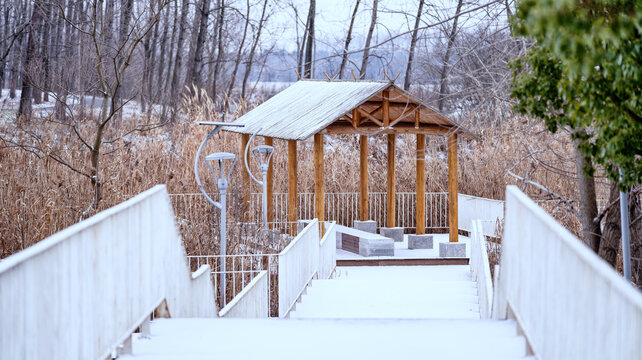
(352, 108), (360, 128)
(448, 133), (458, 242)
(240, 134), (251, 222)
(386, 134), (396, 227)
(360, 135), (368, 221)
(288, 140), (297, 235)
(416, 134), (426, 235)
(414, 108), (420, 128)
(265, 137), (274, 226)
(314, 134), (325, 226)
(357, 108), (384, 127)
(322, 123), (452, 135)
(382, 89), (390, 126)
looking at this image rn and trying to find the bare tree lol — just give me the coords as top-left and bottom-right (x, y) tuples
(241, 0), (269, 99)
(437, 0), (463, 112)
(17, 0), (46, 119)
(338, 0), (360, 79)
(359, 0), (378, 79)
(303, 0), (315, 79)
(404, 0), (424, 90)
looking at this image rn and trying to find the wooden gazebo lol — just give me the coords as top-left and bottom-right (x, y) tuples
(226, 80), (473, 242)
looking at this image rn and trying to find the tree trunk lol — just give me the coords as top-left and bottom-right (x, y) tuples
(359, 0), (378, 79)
(187, 0), (211, 90)
(573, 135), (601, 252)
(18, 0), (45, 120)
(241, 0), (268, 99)
(338, 0), (360, 79)
(599, 182), (622, 267)
(164, 1), (179, 99)
(438, 0), (463, 112)
(170, 0), (189, 109)
(403, 0), (424, 91)
(112, 0), (134, 118)
(211, 0), (225, 98)
(303, 0), (315, 79)
(226, 0), (250, 111)
(155, 4), (170, 103)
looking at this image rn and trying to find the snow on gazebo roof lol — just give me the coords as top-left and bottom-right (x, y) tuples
(225, 79), (471, 141)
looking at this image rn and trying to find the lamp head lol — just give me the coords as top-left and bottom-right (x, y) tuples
(204, 152), (237, 191)
(251, 145), (275, 172)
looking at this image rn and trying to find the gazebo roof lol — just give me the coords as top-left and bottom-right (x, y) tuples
(225, 79), (473, 141)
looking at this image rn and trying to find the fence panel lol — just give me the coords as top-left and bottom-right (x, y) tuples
(278, 219), (319, 317)
(470, 220), (493, 319)
(219, 271), (269, 318)
(318, 222), (337, 280)
(498, 186), (642, 359)
(458, 194), (504, 237)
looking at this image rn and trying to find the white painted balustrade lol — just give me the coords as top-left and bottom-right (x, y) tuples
(458, 194), (504, 237)
(470, 220), (493, 319)
(0, 185), (216, 360)
(318, 222), (337, 280)
(278, 219), (320, 317)
(219, 271), (269, 318)
(497, 186), (642, 359)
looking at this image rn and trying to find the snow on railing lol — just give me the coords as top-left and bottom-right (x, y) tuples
(458, 194), (504, 237)
(219, 271), (269, 318)
(496, 186), (642, 359)
(470, 220), (493, 319)
(0, 185), (216, 360)
(278, 219), (319, 317)
(318, 222), (337, 280)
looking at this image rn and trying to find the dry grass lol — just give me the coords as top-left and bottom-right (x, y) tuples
(0, 93), (598, 260)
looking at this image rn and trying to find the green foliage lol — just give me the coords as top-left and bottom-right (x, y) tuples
(510, 0), (642, 188)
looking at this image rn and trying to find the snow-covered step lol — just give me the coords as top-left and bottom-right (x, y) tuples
(290, 265), (480, 319)
(122, 318), (533, 360)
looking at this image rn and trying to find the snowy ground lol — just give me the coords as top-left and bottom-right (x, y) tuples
(336, 233), (471, 260)
(0, 89), (163, 125)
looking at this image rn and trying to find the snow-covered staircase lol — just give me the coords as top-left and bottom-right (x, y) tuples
(290, 265), (480, 319)
(122, 265), (533, 359)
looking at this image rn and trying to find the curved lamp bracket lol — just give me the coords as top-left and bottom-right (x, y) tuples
(244, 128), (265, 185)
(194, 122), (243, 210)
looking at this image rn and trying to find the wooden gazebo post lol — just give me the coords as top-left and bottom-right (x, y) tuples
(416, 132), (426, 235)
(314, 134), (325, 233)
(359, 134), (368, 221)
(383, 89), (396, 228)
(288, 140), (297, 235)
(448, 133), (458, 242)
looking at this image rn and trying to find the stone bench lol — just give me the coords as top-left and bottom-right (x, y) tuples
(336, 225), (394, 257)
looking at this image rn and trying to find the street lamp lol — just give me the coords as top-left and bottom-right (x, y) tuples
(194, 121), (243, 308)
(244, 129), (274, 229)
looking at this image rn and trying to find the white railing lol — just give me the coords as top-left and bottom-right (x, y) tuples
(458, 194), (504, 237)
(469, 220), (493, 319)
(278, 219), (320, 317)
(0, 185), (216, 360)
(496, 186), (642, 359)
(318, 222), (337, 280)
(219, 271), (269, 318)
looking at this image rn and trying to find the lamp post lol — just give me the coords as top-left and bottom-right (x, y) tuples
(194, 121), (243, 307)
(244, 129), (274, 229)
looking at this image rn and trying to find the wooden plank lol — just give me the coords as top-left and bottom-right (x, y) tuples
(314, 134), (325, 225)
(416, 133), (426, 235)
(322, 123), (452, 135)
(288, 140), (297, 235)
(382, 89), (390, 126)
(352, 109), (360, 128)
(265, 137), (274, 226)
(359, 135), (368, 221)
(240, 134), (251, 222)
(386, 134), (396, 227)
(414, 107), (420, 128)
(448, 133), (458, 243)
(337, 258), (470, 267)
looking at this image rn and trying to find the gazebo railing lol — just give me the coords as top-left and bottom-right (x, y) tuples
(249, 192), (448, 231)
